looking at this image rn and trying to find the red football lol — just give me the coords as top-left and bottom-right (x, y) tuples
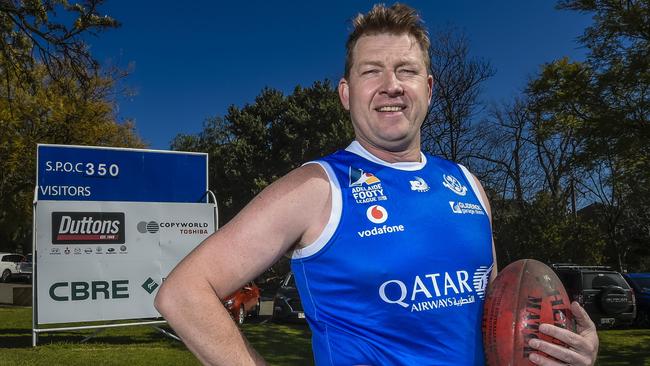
(483, 259), (576, 365)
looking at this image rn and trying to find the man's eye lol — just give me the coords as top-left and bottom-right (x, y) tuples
(362, 69), (379, 75)
(399, 69), (417, 74)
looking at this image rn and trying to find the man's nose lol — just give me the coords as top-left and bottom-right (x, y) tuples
(380, 72), (404, 96)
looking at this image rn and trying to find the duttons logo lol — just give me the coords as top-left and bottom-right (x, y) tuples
(442, 174), (467, 196)
(52, 212), (125, 244)
(366, 205), (388, 224)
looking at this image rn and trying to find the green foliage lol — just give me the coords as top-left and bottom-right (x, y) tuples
(492, 192), (605, 267)
(0, 64), (145, 254)
(0, 0), (120, 86)
(171, 80), (353, 225)
(512, 0), (650, 270)
(0, 2), (143, 254)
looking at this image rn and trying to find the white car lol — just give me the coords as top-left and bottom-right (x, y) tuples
(0, 253), (29, 283)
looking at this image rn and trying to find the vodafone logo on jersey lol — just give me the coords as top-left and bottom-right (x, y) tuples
(366, 205), (388, 224)
(358, 205), (405, 238)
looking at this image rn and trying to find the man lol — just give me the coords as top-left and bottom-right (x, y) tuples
(155, 4), (598, 365)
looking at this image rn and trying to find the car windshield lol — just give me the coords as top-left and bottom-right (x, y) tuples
(584, 273), (629, 289)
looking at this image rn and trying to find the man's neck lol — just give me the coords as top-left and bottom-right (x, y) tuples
(355, 139), (422, 163)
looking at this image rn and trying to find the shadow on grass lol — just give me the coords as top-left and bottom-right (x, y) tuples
(598, 329), (650, 366)
(0, 328), (32, 348)
(244, 321), (314, 365)
(0, 326), (187, 350)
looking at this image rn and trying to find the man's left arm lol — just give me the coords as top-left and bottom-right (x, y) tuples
(470, 174), (599, 366)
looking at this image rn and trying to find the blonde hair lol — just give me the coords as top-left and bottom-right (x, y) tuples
(344, 3), (431, 79)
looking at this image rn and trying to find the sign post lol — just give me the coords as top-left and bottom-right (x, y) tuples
(33, 144), (214, 345)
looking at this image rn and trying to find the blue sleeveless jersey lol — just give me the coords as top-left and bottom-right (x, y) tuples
(291, 142), (494, 366)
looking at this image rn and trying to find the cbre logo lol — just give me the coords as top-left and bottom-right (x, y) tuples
(366, 205), (388, 224)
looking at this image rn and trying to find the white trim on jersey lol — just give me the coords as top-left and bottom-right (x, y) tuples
(345, 141), (427, 171)
(292, 161), (342, 259)
(458, 164), (487, 214)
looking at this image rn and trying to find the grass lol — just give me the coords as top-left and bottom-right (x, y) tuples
(1, 305), (649, 365)
(0, 306), (312, 365)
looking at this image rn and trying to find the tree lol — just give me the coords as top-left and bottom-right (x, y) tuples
(171, 80), (353, 225)
(422, 29), (495, 164)
(521, 0), (650, 270)
(0, 64), (144, 254)
(0, 2), (143, 254)
(171, 80), (353, 282)
(0, 0), (119, 86)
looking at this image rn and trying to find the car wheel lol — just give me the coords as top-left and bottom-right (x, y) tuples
(636, 310), (650, 328)
(1, 270), (10, 283)
(598, 285), (629, 315)
(237, 306), (246, 326)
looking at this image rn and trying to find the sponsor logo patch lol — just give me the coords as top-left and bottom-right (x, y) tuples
(410, 176), (429, 192)
(141, 277), (160, 294)
(349, 166), (388, 204)
(137, 220), (209, 235)
(449, 201), (485, 215)
(366, 205), (388, 224)
(378, 265), (493, 312)
(349, 167), (380, 187)
(52, 212), (125, 244)
(442, 174), (467, 196)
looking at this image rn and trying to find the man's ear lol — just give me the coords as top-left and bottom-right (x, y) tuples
(338, 78), (350, 111)
(427, 74), (433, 105)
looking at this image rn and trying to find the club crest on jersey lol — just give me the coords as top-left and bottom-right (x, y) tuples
(442, 174), (467, 196)
(349, 166), (388, 204)
(410, 176), (429, 192)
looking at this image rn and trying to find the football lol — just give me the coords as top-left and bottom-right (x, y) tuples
(482, 259), (576, 365)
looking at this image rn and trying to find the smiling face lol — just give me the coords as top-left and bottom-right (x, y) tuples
(339, 33), (433, 155)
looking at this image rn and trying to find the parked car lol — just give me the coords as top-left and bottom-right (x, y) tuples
(551, 264), (636, 328)
(0, 253), (30, 283)
(273, 272), (305, 322)
(222, 282), (261, 325)
(623, 273), (650, 327)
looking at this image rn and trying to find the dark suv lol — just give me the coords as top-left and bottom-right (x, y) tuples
(551, 264), (636, 328)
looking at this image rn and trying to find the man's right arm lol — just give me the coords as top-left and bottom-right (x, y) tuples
(154, 164), (331, 365)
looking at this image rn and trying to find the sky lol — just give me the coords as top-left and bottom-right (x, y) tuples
(87, 1), (593, 150)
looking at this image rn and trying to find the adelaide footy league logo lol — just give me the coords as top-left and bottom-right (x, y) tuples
(366, 205), (388, 224)
(349, 167), (380, 187)
(349, 166), (388, 204)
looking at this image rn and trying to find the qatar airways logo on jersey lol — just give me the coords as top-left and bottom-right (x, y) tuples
(358, 205), (406, 238)
(378, 265), (493, 313)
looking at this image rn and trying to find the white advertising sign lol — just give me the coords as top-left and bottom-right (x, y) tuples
(35, 200), (215, 324)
